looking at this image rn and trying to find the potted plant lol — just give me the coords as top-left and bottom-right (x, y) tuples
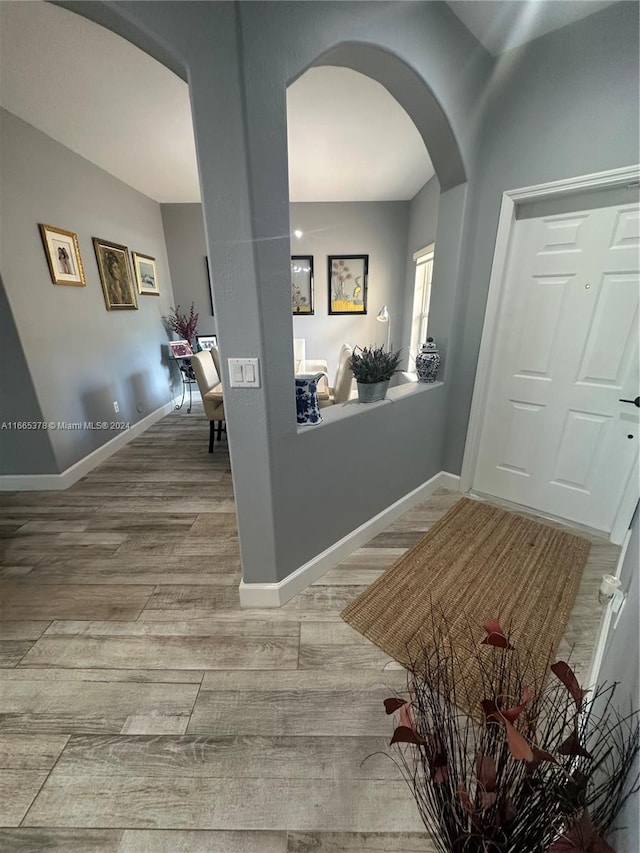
(162, 302), (199, 350)
(350, 345), (402, 403)
(383, 614), (639, 853)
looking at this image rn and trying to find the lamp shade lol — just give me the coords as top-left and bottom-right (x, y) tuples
(376, 305), (390, 323)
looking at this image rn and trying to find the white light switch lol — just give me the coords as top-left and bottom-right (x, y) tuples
(228, 357), (261, 388)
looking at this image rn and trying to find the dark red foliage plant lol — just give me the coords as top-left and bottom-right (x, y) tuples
(163, 302), (199, 348)
(383, 612), (639, 853)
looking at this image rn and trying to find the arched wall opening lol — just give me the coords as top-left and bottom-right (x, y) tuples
(286, 45), (467, 392)
(287, 41), (466, 406)
(48, 1), (478, 595)
(312, 42), (466, 192)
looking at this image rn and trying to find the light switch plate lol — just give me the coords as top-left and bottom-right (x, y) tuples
(228, 357), (261, 388)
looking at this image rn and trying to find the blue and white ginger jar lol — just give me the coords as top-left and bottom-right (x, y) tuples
(415, 337), (440, 383)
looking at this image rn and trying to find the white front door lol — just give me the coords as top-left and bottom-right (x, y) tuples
(473, 194), (639, 532)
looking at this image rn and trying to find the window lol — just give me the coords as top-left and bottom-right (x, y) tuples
(409, 244), (435, 365)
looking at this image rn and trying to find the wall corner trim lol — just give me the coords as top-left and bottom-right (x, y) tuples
(239, 470), (462, 608)
(0, 400), (175, 491)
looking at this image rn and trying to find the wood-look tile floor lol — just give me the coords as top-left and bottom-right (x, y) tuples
(0, 404), (617, 852)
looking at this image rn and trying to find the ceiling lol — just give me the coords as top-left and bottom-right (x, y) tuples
(286, 67), (433, 202)
(0, 1), (199, 203)
(0, 1), (620, 204)
(448, 0), (619, 55)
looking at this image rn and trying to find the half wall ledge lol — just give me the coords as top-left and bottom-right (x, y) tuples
(296, 379), (444, 433)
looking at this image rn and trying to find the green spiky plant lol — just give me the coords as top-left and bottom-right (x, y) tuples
(350, 345), (402, 384)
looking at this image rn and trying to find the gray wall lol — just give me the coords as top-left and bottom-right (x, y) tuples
(443, 1), (640, 472)
(0, 276), (58, 475)
(0, 109), (178, 473)
(290, 201), (410, 376)
(401, 175), (440, 369)
(161, 203), (216, 337)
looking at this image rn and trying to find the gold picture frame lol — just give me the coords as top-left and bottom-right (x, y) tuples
(38, 224), (86, 287)
(132, 252), (160, 296)
(93, 238), (138, 311)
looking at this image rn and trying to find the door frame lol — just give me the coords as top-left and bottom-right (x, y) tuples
(460, 165), (640, 544)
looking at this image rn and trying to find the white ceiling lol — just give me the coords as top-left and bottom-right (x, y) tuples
(0, 1), (621, 204)
(447, 0), (619, 56)
(0, 0), (199, 203)
(287, 67), (434, 202)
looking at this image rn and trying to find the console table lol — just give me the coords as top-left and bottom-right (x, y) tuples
(174, 357), (196, 413)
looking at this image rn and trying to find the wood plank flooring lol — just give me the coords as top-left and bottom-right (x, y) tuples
(0, 404), (617, 851)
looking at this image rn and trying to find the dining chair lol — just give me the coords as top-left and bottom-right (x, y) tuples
(319, 344), (354, 406)
(191, 350), (225, 452)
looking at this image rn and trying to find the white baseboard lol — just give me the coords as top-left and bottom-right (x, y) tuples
(0, 400), (175, 491)
(239, 470), (461, 608)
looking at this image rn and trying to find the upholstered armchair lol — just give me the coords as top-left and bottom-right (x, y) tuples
(191, 350), (225, 452)
(294, 337), (329, 377)
(319, 344), (354, 406)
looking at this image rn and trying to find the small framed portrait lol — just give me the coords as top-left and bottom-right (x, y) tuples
(93, 238), (138, 310)
(169, 340), (193, 359)
(328, 254), (368, 315)
(38, 224), (86, 287)
(132, 252), (159, 295)
(291, 255), (314, 315)
(197, 335), (218, 351)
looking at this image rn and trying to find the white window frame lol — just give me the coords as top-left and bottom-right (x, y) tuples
(409, 243), (435, 365)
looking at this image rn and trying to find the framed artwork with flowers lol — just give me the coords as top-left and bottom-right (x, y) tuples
(291, 255), (314, 315)
(328, 255), (368, 315)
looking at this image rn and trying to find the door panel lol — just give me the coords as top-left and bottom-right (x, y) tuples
(474, 196), (639, 532)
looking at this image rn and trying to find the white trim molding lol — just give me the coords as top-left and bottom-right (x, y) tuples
(585, 528), (632, 689)
(239, 470), (461, 608)
(0, 400), (175, 491)
(413, 242), (435, 262)
(460, 164), (640, 542)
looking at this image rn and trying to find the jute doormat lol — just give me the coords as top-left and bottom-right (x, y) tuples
(341, 497), (591, 706)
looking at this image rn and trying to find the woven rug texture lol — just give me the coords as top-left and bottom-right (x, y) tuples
(341, 497), (591, 705)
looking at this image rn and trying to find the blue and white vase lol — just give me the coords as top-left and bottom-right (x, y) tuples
(415, 337), (440, 383)
(295, 372), (323, 425)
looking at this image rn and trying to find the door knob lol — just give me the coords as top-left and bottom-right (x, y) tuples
(619, 396), (640, 407)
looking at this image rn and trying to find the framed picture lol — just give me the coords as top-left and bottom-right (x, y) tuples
(132, 252), (159, 295)
(328, 255), (368, 315)
(38, 224), (86, 287)
(169, 340), (193, 359)
(291, 255), (314, 315)
(93, 238), (138, 310)
(197, 335), (218, 351)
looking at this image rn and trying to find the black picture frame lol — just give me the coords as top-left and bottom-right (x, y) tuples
(328, 254), (368, 315)
(205, 256), (214, 315)
(197, 335), (218, 351)
(291, 255), (314, 315)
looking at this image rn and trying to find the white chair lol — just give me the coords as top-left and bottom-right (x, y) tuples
(319, 344), (354, 406)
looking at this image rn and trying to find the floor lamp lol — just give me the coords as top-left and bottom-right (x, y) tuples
(376, 305), (391, 351)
